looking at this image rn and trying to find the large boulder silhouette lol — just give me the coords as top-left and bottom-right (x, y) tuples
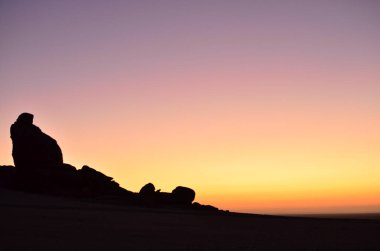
(172, 186), (195, 204)
(10, 113), (63, 169)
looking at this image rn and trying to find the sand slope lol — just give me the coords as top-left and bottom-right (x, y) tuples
(1, 189), (379, 251)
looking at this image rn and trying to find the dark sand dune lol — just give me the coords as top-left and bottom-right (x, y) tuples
(1, 189), (379, 251)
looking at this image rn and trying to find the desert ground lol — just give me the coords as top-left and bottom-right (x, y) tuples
(1, 189), (379, 251)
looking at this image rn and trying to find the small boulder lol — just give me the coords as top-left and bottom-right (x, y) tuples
(139, 183), (155, 196)
(171, 186), (195, 204)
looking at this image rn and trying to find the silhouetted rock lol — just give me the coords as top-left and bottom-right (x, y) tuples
(155, 191), (173, 204)
(139, 183), (155, 195)
(0, 165), (16, 188)
(62, 163), (77, 172)
(0, 113), (221, 213)
(6, 114), (129, 197)
(78, 165), (121, 195)
(172, 186), (195, 204)
(192, 202), (219, 211)
(10, 113), (63, 170)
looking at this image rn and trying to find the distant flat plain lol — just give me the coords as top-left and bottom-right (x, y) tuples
(1, 189), (379, 251)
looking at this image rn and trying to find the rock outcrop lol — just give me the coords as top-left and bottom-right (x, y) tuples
(6, 113), (126, 196)
(78, 165), (122, 195)
(10, 113), (63, 170)
(0, 113), (220, 212)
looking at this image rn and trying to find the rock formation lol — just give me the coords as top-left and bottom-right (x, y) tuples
(0, 113), (219, 212)
(10, 113), (63, 169)
(138, 183), (198, 206)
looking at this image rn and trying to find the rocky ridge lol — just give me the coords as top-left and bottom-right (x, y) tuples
(0, 113), (218, 211)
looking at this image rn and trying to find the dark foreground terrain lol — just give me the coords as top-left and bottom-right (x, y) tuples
(1, 189), (379, 251)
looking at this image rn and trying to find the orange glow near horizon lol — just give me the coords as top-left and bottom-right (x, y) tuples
(1, 76), (379, 214)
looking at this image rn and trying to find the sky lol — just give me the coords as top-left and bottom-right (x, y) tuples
(1, 0), (379, 214)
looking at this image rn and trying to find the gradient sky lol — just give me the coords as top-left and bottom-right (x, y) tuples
(1, 0), (379, 214)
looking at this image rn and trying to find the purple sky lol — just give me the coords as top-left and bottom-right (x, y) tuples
(1, 1), (379, 213)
